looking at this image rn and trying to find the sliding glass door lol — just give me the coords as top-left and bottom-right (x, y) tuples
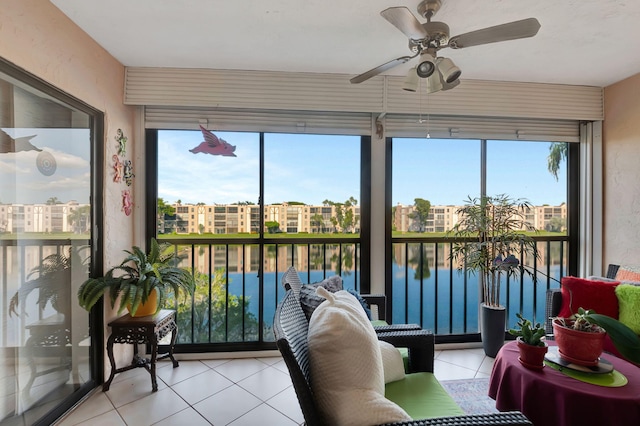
(0, 60), (102, 425)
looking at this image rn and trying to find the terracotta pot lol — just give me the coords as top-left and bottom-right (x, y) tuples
(516, 337), (548, 369)
(127, 288), (158, 317)
(552, 318), (606, 366)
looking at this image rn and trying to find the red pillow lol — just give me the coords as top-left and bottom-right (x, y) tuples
(558, 276), (620, 319)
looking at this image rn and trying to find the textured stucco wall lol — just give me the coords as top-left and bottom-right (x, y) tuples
(0, 0), (138, 373)
(603, 72), (640, 267)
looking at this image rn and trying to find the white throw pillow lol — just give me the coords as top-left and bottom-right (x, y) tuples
(307, 287), (411, 425)
(379, 340), (406, 383)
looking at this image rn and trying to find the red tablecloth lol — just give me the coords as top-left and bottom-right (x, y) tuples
(489, 341), (640, 426)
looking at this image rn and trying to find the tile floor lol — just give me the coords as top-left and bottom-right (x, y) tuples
(55, 346), (495, 426)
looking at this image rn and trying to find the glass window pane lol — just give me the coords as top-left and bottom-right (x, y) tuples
(263, 133), (361, 237)
(157, 130), (260, 237)
(487, 139), (568, 324)
(391, 138), (481, 330)
(486, 140), (567, 213)
(0, 72), (93, 423)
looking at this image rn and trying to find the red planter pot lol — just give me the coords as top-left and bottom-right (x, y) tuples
(552, 318), (606, 366)
(516, 337), (548, 369)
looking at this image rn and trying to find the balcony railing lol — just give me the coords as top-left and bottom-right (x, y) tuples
(0, 235), (567, 352)
(159, 234), (567, 351)
(390, 236), (567, 341)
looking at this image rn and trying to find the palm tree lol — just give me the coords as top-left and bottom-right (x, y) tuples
(547, 142), (567, 181)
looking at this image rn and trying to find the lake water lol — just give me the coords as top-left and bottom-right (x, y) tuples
(224, 264), (561, 336)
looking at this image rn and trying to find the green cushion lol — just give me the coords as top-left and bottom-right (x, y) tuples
(616, 284), (640, 334)
(385, 372), (464, 419)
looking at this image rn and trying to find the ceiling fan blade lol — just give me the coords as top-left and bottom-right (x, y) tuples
(448, 18), (541, 49)
(350, 55), (416, 84)
(381, 7), (429, 40)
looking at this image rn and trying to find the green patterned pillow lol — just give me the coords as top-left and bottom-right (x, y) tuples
(615, 284), (640, 334)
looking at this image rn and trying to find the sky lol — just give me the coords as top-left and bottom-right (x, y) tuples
(159, 130), (567, 208)
(0, 128), (91, 204)
(0, 127), (566, 207)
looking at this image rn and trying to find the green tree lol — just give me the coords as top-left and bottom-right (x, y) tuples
(46, 197), (60, 205)
(326, 197), (358, 233)
(158, 198), (176, 234)
(265, 221), (281, 233)
(67, 205), (90, 234)
(409, 198), (432, 232)
(547, 142), (567, 181)
(158, 198), (176, 216)
(310, 213), (324, 233)
(545, 216), (565, 233)
(169, 269), (259, 343)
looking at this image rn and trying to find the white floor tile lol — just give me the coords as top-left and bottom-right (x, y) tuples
(271, 359), (290, 375)
(200, 358), (232, 369)
(433, 359), (477, 381)
(71, 409), (126, 426)
(170, 369), (233, 405)
(265, 386), (305, 424)
(213, 358), (268, 383)
(56, 349), (495, 426)
(237, 366), (292, 401)
(478, 356), (496, 375)
(152, 407), (211, 426)
(193, 384), (261, 425)
(105, 369), (168, 408)
(258, 356), (283, 366)
(117, 388), (189, 426)
(228, 403), (297, 426)
(437, 349), (485, 370)
(57, 391), (114, 426)
(155, 361), (209, 386)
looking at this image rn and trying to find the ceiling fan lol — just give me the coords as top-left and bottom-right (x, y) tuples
(350, 0), (541, 91)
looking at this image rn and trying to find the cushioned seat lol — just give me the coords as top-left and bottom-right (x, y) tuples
(273, 286), (533, 426)
(385, 372), (465, 419)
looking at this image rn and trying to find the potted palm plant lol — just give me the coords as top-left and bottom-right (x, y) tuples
(77, 238), (194, 317)
(509, 312), (547, 369)
(448, 194), (539, 357)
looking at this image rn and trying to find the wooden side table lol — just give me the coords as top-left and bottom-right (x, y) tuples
(103, 309), (178, 392)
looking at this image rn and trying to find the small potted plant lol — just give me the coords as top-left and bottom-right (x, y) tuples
(509, 312), (548, 369)
(77, 238), (194, 316)
(553, 307), (640, 366)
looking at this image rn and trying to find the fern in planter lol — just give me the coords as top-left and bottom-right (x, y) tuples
(78, 238), (194, 316)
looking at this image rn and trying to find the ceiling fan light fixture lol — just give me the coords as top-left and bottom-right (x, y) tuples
(402, 67), (419, 92)
(425, 72), (443, 94)
(416, 53), (436, 78)
(436, 57), (462, 83)
(442, 77), (460, 91)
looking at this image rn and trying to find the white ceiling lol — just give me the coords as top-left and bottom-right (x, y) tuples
(51, 0), (640, 87)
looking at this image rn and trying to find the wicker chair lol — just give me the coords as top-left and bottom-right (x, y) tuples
(281, 266), (418, 330)
(273, 289), (532, 426)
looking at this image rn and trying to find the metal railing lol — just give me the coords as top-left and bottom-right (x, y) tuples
(160, 234), (567, 351)
(390, 235), (567, 338)
(0, 235), (567, 351)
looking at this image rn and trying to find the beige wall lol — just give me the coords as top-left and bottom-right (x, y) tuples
(603, 72), (640, 268)
(0, 0), (138, 370)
